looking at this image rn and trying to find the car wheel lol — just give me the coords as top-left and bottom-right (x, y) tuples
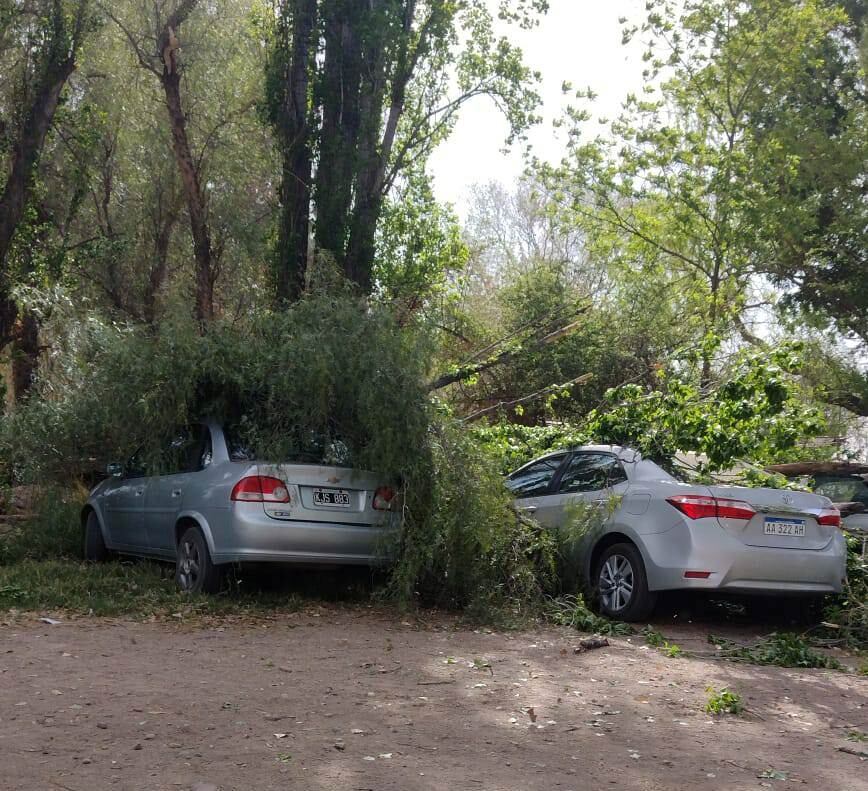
(83, 510), (107, 562)
(175, 526), (222, 594)
(596, 542), (657, 622)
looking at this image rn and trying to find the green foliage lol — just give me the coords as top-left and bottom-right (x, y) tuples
(545, 593), (634, 636)
(1, 293), (559, 613)
(587, 344), (825, 472)
(705, 687), (744, 715)
(1, 293), (430, 482)
(0, 486), (85, 565)
(470, 420), (588, 476)
(541, 0), (866, 373)
(709, 632), (842, 669)
(643, 626), (684, 657)
(822, 532), (868, 647)
(391, 416), (558, 611)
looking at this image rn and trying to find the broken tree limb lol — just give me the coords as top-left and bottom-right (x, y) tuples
(461, 373), (594, 423)
(427, 306), (591, 392)
(574, 636), (609, 653)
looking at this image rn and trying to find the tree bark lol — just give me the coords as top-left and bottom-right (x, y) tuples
(275, 0), (318, 304)
(0, 0), (86, 327)
(314, 1), (362, 259)
(345, 0), (417, 290)
(10, 309), (40, 400)
(158, 11), (215, 325)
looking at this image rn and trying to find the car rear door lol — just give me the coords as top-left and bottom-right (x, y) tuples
(144, 425), (213, 553)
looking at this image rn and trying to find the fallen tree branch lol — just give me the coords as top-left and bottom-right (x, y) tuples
(427, 306), (591, 392)
(461, 373), (594, 423)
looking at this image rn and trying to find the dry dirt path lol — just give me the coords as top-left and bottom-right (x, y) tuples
(1, 608), (866, 791)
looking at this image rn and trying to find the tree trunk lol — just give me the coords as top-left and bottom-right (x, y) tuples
(344, 0), (415, 290)
(10, 309), (39, 401)
(314, 2), (362, 259)
(160, 65), (215, 325)
(0, 59), (75, 270)
(143, 198), (181, 326)
(275, 0), (318, 305)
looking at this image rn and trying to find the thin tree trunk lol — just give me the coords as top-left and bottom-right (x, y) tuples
(160, 64), (214, 325)
(314, 2), (362, 259)
(345, 0), (416, 289)
(275, 0), (318, 304)
(143, 199), (181, 326)
(10, 309), (39, 400)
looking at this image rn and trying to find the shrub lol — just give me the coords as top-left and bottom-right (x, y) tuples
(390, 417), (558, 611)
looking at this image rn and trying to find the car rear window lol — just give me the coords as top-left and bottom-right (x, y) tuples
(223, 423), (352, 466)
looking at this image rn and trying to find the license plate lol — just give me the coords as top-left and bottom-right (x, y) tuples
(312, 488), (351, 507)
(764, 517), (806, 537)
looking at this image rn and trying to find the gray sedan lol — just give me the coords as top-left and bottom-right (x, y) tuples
(506, 445), (847, 621)
(82, 422), (396, 592)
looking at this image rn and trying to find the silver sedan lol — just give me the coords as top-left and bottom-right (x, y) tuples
(506, 445), (847, 621)
(82, 422), (396, 592)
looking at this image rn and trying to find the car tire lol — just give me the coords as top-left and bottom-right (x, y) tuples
(175, 525), (222, 594)
(83, 510), (108, 562)
(595, 542), (657, 622)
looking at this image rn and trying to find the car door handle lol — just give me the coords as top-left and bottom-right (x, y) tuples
(519, 505), (538, 513)
(135, 487), (145, 496)
(171, 489), (182, 498)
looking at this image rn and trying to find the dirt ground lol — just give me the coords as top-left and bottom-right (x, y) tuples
(1, 606), (866, 791)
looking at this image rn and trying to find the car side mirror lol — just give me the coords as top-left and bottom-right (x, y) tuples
(106, 462), (124, 478)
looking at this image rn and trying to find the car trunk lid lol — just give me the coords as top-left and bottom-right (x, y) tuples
(254, 463), (388, 526)
(706, 484), (836, 550)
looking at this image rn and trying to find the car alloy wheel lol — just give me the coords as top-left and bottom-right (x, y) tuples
(599, 553), (634, 613)
(177, 537), (202, 592)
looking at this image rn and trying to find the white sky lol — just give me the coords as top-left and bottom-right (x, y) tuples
(429, 0), (647, 218)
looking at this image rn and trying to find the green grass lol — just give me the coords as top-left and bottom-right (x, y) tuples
(0, 559), (315, 617)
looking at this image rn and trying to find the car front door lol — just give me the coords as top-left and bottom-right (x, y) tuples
(507, 454), (569, 524)
(144, 425), (213, 554)
(536, 452), (630, 530)
(100, 459), (148, 550)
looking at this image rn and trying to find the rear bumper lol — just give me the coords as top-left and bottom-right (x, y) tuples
(209, 503), (395, 566)
(641, 520), (847, 595)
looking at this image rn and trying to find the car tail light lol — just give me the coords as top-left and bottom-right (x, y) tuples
(231, 476), (290, 503)
(372, 486), (395, 511)
(817, 508), (841, 528)
(666, 495), (755, 521)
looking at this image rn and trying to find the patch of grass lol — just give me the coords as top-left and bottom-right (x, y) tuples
(0, 559), (307, 617)
(0, 486), (86, 565)
(708, 632), (842, 670)
(642, 626), (685, 657)
(545, 593), (634, 636)
(847, 730), (867, 743)
(705, 687), (743, 715)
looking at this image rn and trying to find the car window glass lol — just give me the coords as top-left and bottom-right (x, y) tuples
(814, 476), (868, 506)
(506, 454), (567, 497)
(558, 453), (627, 493)
(161, 425), (211, 475)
